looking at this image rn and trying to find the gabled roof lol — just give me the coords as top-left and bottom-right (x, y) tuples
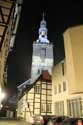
(40, 70), (51, 82)
(30, 70), (52, 87)
(18, 70), (52, 99)
(26, 70), (52, 91)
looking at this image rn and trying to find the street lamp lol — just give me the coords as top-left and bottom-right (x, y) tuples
(0, 87), (6, 110)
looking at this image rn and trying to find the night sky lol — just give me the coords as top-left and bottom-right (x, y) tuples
(6, 0), (83, 96)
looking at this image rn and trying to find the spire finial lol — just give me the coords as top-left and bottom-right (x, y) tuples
(43, 12), (45, 20)
(42, 12), (46, 20)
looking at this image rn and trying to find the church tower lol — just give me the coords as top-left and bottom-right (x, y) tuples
(31, 14), (53, 81)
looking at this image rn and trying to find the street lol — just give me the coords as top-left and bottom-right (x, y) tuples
(0, 119), (31, 125)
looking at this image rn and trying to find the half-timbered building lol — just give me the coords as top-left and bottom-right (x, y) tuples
(17, 70), (52, 121)
(0, 0), (22, 106)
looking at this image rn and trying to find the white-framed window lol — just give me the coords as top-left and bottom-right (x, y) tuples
(47, 103), (51, 112)
(55, 101), (64, 116)
(67, 98), (82, 117)
(41, 103), (46, 112)
(41, 103), (51, 113)
(34, 85), (40, 94)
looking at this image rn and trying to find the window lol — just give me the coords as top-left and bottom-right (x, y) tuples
(61, 61), (64, 75)
(35, 85), (40, 94)
(37, 69), (40, 74)
(42, 35), (45, 37)
(40, 48), (46, 63)
(40, 48), (46, 58)
(55, 85), (57, 94)
(55, 101), (64, 116)
(67, 98), (82, 117)
(58, 84), (61, 93)
(47, 103), (51, 112)
(41, 103), (51, 113)
(63, 81), (66, 91)
(41, 103), (46, 112)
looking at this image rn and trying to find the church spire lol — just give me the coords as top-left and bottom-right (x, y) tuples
(39, 12), (47, 35)
(36, 13), (50, 44)
(42, 12), (45, 20)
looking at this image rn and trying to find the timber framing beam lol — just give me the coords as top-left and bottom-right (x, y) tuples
(0, 6), (5, 23)
(0, 1), (15, 51)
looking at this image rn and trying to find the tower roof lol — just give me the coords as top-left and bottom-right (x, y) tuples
(39, 12), (47, 34)
(36, 13), (49, 44)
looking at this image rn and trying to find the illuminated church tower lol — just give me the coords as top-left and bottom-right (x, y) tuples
(31, 14), (53, 81)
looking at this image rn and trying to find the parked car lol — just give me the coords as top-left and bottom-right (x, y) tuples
(61, 117), (83, 125)
(44, 115), (56, 125)
(30, 115), (53, 125)
(47, 116), (69, 125)
(30, 115), (45, 125)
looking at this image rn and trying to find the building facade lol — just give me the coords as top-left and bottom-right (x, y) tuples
(0, 0), (23, 106)
(0, 0), (15, 91)
(17, 70), (52, 121)
(17, 14), (54, 121)
(52, 25), (83, 118)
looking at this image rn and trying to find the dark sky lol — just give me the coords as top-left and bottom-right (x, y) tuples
(6, 0), (83, 95)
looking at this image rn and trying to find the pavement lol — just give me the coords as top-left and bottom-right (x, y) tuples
(0, 117), (31, 125)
